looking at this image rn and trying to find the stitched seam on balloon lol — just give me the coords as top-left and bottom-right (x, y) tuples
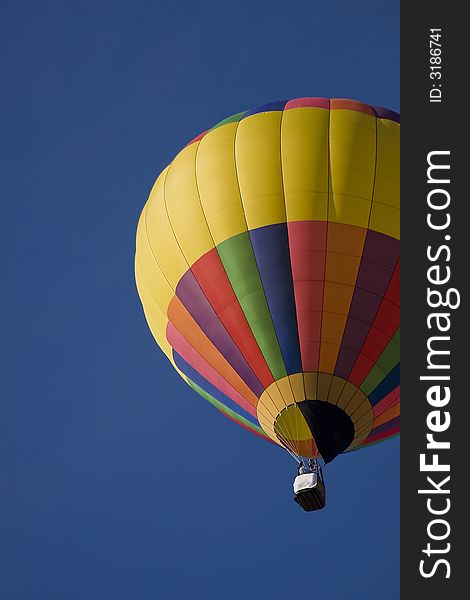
(316, 100), (340, 404)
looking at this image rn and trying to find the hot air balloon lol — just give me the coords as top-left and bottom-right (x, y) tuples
(135, 97), (400, 510)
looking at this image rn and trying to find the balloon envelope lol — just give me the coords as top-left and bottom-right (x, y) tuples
(135, 98), (400, 462)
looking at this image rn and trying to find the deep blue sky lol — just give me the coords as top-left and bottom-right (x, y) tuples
(2, 1), (399, 598)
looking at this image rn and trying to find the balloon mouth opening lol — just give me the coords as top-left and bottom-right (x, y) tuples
(275, 401), (355, 462)
(298, 400), (355, 463)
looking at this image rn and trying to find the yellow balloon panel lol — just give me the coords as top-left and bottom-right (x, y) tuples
(165, 142), (214, 265)
(135, 208), (175, 314)
(145, 167), (188, 289)
(328, 109), (376, 228)
(196, 122), (248, 245)
(281, 107), (329, 222)
(370, 118), (400, 239)
(235, 112), (287, 230)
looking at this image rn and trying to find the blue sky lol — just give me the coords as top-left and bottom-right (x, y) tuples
(2, 1), (399, 598)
